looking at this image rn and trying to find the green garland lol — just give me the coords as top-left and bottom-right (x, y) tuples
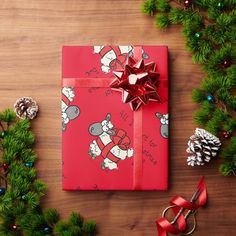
(142, 0), (236, 175)
(0, 109), (96, 236)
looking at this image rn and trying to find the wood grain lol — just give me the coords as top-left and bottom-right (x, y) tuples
(0, 1), (235, 235)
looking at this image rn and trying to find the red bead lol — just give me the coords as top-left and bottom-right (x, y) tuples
(12, 224), (18, 230)
(223, 59), (231, 68)
(222, 131), (232, 139)
(2, 163), (9, 171)
(184, 0), (192, 8)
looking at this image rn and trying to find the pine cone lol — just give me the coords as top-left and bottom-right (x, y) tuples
(186, 128), (221, 166)
(14, 97), (38, 120)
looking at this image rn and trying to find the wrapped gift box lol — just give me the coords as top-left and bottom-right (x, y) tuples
(62, 45), (168, 190)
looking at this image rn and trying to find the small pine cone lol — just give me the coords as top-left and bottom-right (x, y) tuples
(14, 97), (38, 120)
(186, 128), (221, 166)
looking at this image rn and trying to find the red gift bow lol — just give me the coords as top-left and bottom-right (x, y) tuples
(110, 56), (160, 111)
(100, 129), (131, 160)
(156, 176), (207, 236)
(99, 129), (130, 162)
(111, 129), (131, 150)
(96, 129), (130, 151)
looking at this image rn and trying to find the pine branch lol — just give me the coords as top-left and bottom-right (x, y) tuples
(0, 109), (97, 235)
(142, 0), (236, 175)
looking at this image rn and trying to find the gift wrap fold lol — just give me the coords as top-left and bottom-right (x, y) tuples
(62, 45), (168, 190)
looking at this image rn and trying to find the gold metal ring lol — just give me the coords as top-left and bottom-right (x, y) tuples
(182, 213), (197, 235)
(162, 205), (177, 218)
(162, 205), (197, 236)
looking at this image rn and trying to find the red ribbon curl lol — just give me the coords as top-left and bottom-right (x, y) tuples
(156, 176), (207, 236)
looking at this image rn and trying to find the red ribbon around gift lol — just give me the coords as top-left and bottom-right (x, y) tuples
(156, 176), (207, 236)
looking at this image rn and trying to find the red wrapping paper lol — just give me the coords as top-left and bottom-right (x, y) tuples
(62, 46), (168, 190)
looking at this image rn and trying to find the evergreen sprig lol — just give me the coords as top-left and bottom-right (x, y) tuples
(0, 109), (96, 235)
(142, 0), (236, 175)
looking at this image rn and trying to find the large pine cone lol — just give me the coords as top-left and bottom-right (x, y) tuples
(186, 128), (221, 166)
(14, 97), (38, 120)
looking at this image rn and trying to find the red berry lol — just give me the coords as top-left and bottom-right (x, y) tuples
(184, 0), (192, 8)
(2, 163), (9, 171)
(12, 224), (18, 230)
(223, 59), (231, 68)
(222, 131), (232, 139)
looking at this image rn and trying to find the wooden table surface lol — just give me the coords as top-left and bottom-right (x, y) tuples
(0, 1), (235, 235)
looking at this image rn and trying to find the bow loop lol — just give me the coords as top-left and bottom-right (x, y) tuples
(111, 129), (130, 150)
